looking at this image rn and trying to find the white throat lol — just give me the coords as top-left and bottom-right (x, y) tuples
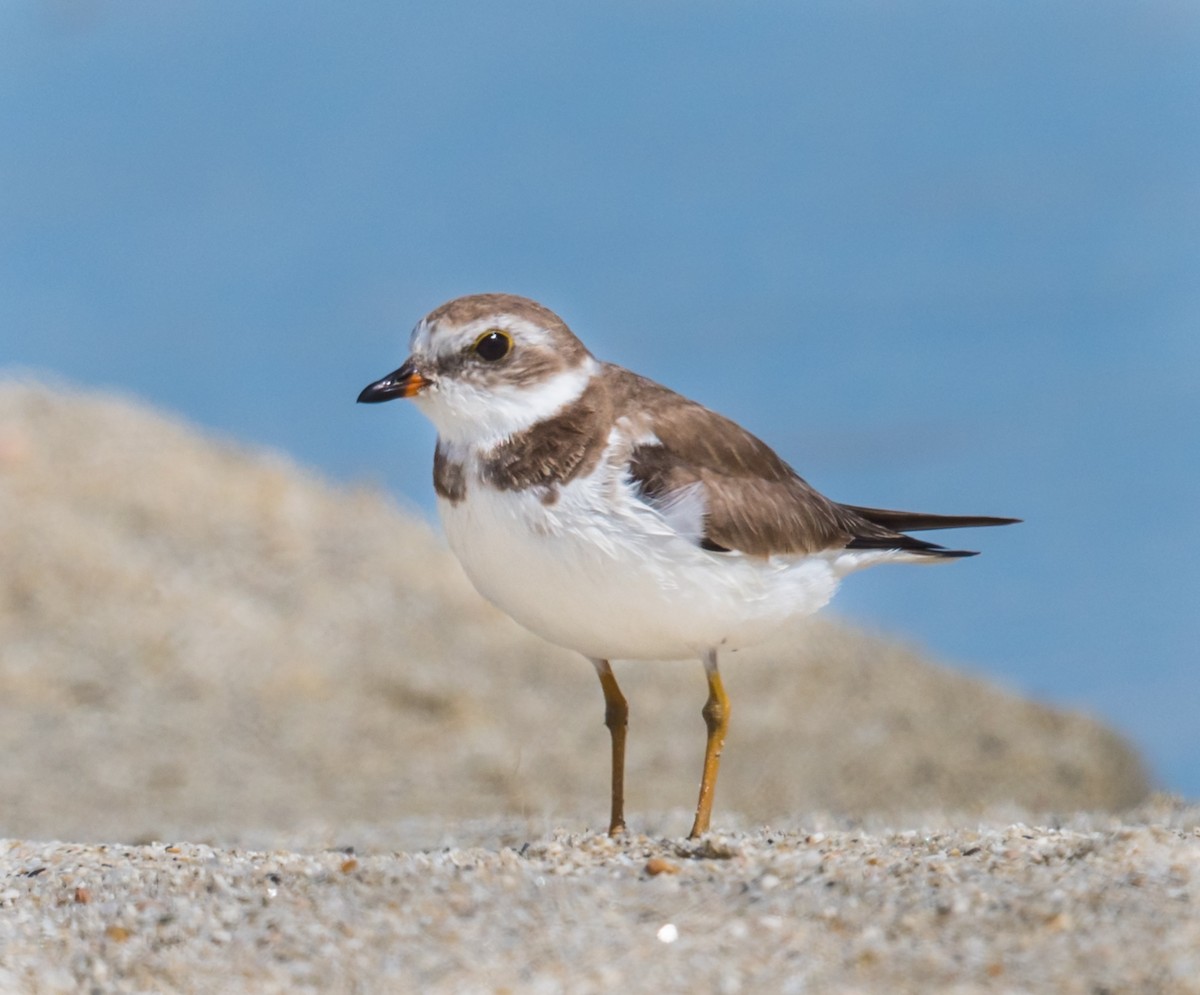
(414, 356), (600, 450)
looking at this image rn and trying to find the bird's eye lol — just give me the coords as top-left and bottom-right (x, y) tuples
(472, 329), (513, 362)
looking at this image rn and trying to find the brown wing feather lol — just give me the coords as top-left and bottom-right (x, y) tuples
(609, 367), (866, 556)
(609, 365), (1015, 558)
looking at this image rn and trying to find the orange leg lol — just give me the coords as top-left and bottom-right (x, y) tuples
(591, 658), (629, 836)
(688, 650), (730, 839)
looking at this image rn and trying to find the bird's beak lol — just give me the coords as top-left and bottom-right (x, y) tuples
(357, 358), (431, 403)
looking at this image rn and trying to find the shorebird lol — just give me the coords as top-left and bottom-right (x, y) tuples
(358, 293), (1017, 837)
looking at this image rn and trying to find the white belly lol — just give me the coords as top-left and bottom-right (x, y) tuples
(437, 465), (852, 662)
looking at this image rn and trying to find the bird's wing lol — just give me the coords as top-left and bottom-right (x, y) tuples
(607, 366), (1013, 558)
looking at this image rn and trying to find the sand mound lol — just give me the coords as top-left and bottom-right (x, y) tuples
(0, 377), (1146, 844)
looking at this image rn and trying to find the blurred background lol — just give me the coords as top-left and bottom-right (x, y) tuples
(2, 0), (1197, 795)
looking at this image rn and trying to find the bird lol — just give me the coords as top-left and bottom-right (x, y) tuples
(358, 293), (1018, 838)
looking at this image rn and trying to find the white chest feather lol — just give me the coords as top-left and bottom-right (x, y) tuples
(436, 447), (846, 661)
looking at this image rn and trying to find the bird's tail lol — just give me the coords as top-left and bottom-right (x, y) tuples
(841, 505), (1021, 558)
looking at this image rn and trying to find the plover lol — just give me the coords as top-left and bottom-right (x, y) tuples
(358, 293), (1017, 837)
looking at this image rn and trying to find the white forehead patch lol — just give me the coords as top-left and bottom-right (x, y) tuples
(409, 317), (434, 354)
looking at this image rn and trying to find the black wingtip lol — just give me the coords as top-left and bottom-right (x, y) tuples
(842, 506), (1022, 533)
(845, 534), (981, 558)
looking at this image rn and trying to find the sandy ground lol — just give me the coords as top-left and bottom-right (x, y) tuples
(3, 801), (1200, 993)
(0, 377), (1187, 992)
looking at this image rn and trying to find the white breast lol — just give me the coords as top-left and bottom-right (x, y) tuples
(437, 447), (852, 662)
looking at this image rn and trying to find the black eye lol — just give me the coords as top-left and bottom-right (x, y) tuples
(472, 329), (513, 362)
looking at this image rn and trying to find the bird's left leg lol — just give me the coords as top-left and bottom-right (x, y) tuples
(590, 658), (629, 836)
(688, 649), (730, 839)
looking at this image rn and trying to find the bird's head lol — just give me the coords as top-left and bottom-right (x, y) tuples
(358, 293), (598, 447)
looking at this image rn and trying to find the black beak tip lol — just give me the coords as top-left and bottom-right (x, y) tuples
(356, 381), (388, 404)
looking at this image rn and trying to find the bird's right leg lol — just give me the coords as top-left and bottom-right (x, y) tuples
(590, 658), (629, 836)
(688, 648), (730, 838)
